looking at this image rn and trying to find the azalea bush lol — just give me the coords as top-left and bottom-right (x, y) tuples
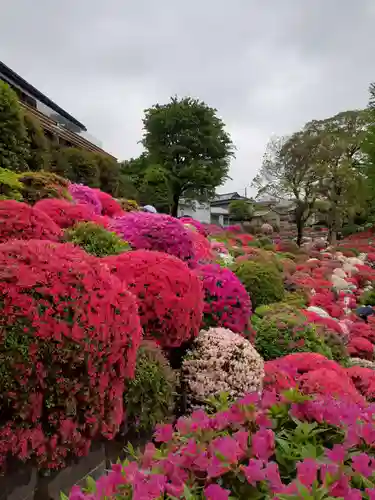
(102, 250), (204, 348)
(109, 212), (196, 265)
(66, 222), (130, 257)
(18, 171), (71, 204)
(232, 260), (284, 309)
(0, 239), (142, 469)
(179, 216), (208, 237)
(254, 311), (333, 361)
(34, 198), (109, 229)
(182, 328), (264, 409)
(94, 189), (124, 217)
(195, 264), (252, 334)
(0, 199), (63, 243)
(70, 389), (375, 499)
(124, 341), (177, 434)
(69, 183), (102, 214)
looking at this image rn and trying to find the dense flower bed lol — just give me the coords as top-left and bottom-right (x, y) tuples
(69, 183), (102, 215)
(35, 198), (108, 229)
(0, 239), (142, 469)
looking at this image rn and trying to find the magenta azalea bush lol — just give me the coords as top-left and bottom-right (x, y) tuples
(69, 184), (102, 215)
(195, 264), (252, 333)
(109, 212), (196, 265)
(70, 389), (375, 499)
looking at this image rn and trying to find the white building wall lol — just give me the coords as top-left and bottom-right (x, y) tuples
(178, 202), (211, 223)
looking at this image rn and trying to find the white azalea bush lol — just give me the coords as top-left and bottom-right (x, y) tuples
(182, 327), (264, 409)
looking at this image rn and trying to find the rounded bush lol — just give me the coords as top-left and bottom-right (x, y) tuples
(0, 239), (142, 468)
(0, 200), (63, 243)
(102, 250), (204, 348)
(254, 312), (333, 361)
(66, 222), (130, 257)
(93, 189), (123, 217)
(117, 199), (140, 212)
(124, 341), (176, 434)
(109, 212), (195, 265)
(18, 171), (71, 204)
(180, 217), (208, 236)
(69, 183), (102, 215)
(35, 198), (98, 229)
(182, 327), (264, 408)
(0, 167), (23, 201)
(195, 264), (251, 334)
(232, 260), (284, 308)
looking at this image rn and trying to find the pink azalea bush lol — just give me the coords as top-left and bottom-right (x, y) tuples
(109, 212), (196, 265)
(195, 264), (252, 333)
(69, 184), (102, 215)
(70, 389), (375, 499)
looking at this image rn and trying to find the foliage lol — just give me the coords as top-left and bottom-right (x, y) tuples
(360, 288), (375, 306)
(0, 167), (23, 201)
(228, 199), (254, 222)
(0, 239), (142, 469)
(94, 189), (123, 217)
(34, 198), (107, 229)
(124, 341), (176, 434)
(127, 96), (234, 216)
(49, 147), (100, 187)
(254, 312), (333, 361)
(195, 264), (252, 334)
(66, 222), (130, 257)
(0, 80), (29, 172)
(182, 328), (264, 409)
(23, 112), (50, 171)
(69, 183), (102, 214)
(109, 212), (196, 265)
(0, 199), (62, 243)
(103, 250), (204, 348)
(118, 198), (140, 212)
(232, 260), (285, 309)
(94, 154), (122, 196)
(18, 171), (71, 204)
(71, 388), (375, 499)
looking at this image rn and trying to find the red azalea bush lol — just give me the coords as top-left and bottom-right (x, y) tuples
(0, 200), (63, 243)
(94, 189), (124, 217)
(102, 250), (204, 348)
(71, 390), (375, 500)
(348, 337), (374, 360)
(0, 239), (142, 469)
(347, 366), (375, 401)
(180, 217), (208, 237)
(69, 183), (102, 215)
(189, 230), (214, 265)
(34, 198), (102, 229)
(109, 212), (196, 265)
(195, 264), (252, 334)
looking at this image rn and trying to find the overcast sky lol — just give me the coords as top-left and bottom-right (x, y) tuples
(1, 1), (374, 194)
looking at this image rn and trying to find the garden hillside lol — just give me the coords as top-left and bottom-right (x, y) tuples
(3, 82), (375, 499)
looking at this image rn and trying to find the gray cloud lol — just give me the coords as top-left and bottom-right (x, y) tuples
(1, 0), (374, 194)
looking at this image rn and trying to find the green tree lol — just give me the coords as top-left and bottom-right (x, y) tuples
(94, 153), (122, 195)
(140, 96), (234, 216)
(253, 133), (322, 246)
(0, 80), (29, 172)
(23, 112), (50, 171)
(48, 147), (100, 187)
(228, 199), (254, 221)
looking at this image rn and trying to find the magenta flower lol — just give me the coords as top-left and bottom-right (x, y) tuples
(154, 423), (174, 443)
(296, 458), (319, 487)
(251, 428), (275, 460)
(205, 484), (230, 500)
(242, 459), (265, 486)
(352, 453), (375, 478)
(211, 436), (242, 464)
(325, 444), (346, 464)
(264, 462), (283, 491)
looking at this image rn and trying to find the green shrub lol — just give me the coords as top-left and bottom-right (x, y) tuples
(254, 312), (333, 361)
(124, 341), (176, 434)
(319, 328), (349, 365)
(18, 171), (71, 204)
(66, 222), (130, 257)
(254, 302), (297, 318)
(0, 167), (23, 200)
(276, 251), (297, 261)
(258, 236), (273, 248)
(118, 198), (140, 212)
(23, 112), (50, 171)
(283, 290), (308, 307)
(232, 260), (284, 308)
(359, 288), (375, 306)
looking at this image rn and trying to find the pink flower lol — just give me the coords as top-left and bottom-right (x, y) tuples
(326, 444), (346, 464)
(296, 458), (319, 487)
(211, 436), (242, 464)
(251, 428), (275, 460)
(204, 484), (230, 500)
(264, 462), (283, 491)
(242, 459), (265, 485)
(154, 423), (174, 443)
(352, 453), (375, 478)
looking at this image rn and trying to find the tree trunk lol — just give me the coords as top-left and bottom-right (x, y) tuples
(171, 193), (180, 217)
(296, 219), (304, 247)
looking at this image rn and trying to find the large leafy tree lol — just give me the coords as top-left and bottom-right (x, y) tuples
(253, 133), (322, 246)
(0, 80), (29, 172)
(23, 112), (50, 171)
(139, 96), (234, 216)
(49, 147), (100, 187)
(228, 199), (254, 222)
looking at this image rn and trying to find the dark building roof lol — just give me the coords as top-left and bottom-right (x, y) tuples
(0, 61), (87, 131)
(211, 192), (247, 205)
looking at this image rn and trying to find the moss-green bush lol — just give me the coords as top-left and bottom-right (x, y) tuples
(0, 167), (23, 201)
(232, 260), (284, 309)
(66, 222), (130, 257)
(283, 291), (308, 307)
(318, 328), (349, 365)
(359, 288), (375, 306)
(254, 312), (333, 361)
(118, 198), (140, 212)
(18, 171), (71, 204)
(254, 302), (297, 318)
(124, 341), (176, 434)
